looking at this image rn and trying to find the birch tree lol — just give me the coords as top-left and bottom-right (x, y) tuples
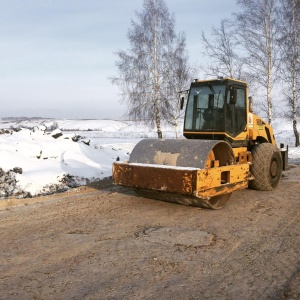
(279, 0), (300, 146)
(235, 0), (280, 125)
(110, 0), (190, 138)
(201, 19), (244, 79)
(162, 32), (191, 138)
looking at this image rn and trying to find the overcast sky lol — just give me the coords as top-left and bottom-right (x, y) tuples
(0, 0), (237, 120)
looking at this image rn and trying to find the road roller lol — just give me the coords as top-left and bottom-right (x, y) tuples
(113, 78), (288, 209)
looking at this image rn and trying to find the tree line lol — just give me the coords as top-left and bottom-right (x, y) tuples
(110, 0), (300, 146)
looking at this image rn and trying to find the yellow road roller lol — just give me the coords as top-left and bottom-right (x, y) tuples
(113, 78), (288, 209)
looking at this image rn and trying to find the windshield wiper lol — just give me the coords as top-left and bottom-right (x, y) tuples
(208, 85), (215, 94)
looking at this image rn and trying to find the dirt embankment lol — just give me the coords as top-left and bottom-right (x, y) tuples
(0, 165), (300, 300)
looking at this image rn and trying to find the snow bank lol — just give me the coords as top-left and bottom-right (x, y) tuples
(0, 125), (130, 198)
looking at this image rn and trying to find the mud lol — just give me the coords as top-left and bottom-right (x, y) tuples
(0, 165), (300, 300)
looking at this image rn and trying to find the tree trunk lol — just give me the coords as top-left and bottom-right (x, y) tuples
(267, 75), (272, 125)
(293, 119), (299, 147)
(292, 77), (299, 146)
(155, 102), (163, 138)
(265, 0), (273, 125)
(173, 117), (179, 139)
(292, 0), (299, 147)
(153, 13), (162, 139)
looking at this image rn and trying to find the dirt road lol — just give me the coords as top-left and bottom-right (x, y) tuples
(1, 165), (300, 300)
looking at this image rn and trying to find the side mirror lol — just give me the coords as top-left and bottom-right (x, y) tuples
(180, 96), (185, 110)
(230, 90), (237, 105)
(248, 96), (253, 112)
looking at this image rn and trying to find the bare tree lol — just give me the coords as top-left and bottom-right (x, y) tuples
(235, 0), (280, 125)
(162, 32), (192, 138)
(110, 0), (190, 138)
(278, 0), (300, 146)
(201, 19), (244, 79)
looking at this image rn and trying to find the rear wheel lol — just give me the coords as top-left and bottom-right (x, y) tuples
(249, 143), (282, 190)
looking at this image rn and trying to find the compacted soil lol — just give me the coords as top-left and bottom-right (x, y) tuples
(0, 165), (300, 300)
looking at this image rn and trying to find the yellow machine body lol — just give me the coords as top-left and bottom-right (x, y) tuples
(112, 78), (285, 209)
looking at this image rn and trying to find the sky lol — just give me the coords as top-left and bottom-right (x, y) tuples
(0, 0), (238, 120)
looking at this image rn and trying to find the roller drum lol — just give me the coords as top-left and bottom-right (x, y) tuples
(129, 139), (234, 168)
(128, 139), (235, 209)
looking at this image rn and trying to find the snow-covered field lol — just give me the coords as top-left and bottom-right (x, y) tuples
(0, 118), (299, 198)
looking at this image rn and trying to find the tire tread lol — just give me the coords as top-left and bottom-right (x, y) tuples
(249, 143), (282, 191)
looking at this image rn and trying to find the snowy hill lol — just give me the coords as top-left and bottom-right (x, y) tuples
(0, 118), (299, 198)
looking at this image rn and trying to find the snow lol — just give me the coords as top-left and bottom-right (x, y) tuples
(0, 118), (299, 198)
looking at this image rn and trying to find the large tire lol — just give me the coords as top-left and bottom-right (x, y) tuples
(249, 143), (283, 191)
